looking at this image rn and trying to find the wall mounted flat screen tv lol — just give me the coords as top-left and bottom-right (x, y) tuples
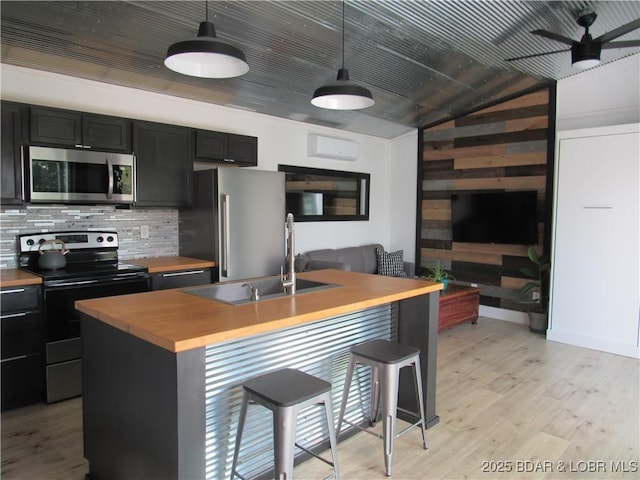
(451, 191), (538, 245)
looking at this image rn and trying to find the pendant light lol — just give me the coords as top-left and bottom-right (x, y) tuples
(311, 1), (374, 110)
(164, 0), (249, 79)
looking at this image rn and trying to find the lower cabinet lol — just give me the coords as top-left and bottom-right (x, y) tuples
(150, 268), (212, 291)
(1, 285), (44, 411)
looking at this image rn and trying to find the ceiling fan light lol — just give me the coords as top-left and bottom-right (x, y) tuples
(571, 42), (601, 70)
(311, 68), (375, 110)
(164, 21), (249, 78)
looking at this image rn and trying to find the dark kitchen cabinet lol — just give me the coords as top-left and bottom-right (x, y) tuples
(1, 285), (44, 411)
(150, 268), (212, 290)
(29, 106), (131, 152)
(1, 102), (25, 205)
(195, 130), (257, 167)
(133, 121), (193, 207)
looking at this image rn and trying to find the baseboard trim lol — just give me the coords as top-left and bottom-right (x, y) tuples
(547, 329), (640, 359)
(479, 305), (528, 325)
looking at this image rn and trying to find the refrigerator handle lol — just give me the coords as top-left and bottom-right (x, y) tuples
(221, 193), (230, 277)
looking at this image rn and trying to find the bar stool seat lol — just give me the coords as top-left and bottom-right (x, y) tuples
(336, 339), (428, 477)
(231, 368), (339, 480)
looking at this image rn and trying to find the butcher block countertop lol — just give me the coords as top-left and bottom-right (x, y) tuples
(130, 256), (215, 273)
(76, 269), (442, 353)
(0, 268), (42, 287)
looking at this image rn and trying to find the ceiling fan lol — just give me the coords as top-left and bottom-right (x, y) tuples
(506, 8), (640, 69)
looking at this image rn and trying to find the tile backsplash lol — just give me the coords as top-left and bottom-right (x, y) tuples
(0, 205), (179, 268)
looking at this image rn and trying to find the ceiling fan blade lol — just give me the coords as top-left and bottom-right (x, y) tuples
(505, 48), (570, 62)
(531, 29), (577, 46)
(602, 40), (640, 49)
(595, 18), (640, 43)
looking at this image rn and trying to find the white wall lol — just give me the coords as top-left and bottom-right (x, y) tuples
(389, 131), (418, 262)
(557, 54), (640, 131)
(0, 64), (418, 259)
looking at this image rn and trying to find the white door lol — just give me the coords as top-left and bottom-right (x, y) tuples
(549, 125), (639, 357)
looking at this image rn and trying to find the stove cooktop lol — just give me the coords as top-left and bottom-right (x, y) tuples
(17, 231), (148, 282)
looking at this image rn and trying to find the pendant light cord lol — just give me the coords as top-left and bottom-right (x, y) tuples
(205, 0), (209, 22)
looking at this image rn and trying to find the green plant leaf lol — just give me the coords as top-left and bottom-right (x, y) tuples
(519, 267), (536, 278)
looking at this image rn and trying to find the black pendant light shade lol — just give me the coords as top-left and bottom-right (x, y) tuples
(311, 1), (374, 110)
(164, 5), (248, 78)
(311, 68), (375, 110)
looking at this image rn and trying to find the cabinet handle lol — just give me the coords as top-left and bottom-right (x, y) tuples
(20, 144), (26, 201)
(1, 355), (28, 363)
(0, 288), (26, 295)
(1, 312), (28, 319)
(161, 270), (205, 278)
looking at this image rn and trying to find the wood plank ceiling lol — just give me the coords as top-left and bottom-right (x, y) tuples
(1, 1), (639, 138)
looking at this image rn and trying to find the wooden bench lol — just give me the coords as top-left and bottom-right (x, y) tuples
(438, 284), (480, 332)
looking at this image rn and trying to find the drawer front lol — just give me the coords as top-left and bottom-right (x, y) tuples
(1, 310), (42, 359)
(1, 286), (40, 313)
(46, 337), (82, 364)
(151, 269), (212, 291)
(46, 359), (82, 403)
(1, 353), (44, 411)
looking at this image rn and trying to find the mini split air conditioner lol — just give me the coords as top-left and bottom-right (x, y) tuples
(307, 134), (358, 161)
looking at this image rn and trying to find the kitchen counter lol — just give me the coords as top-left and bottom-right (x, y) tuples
(76, 269), (441, 353)
(130, 255), (215, 273)
(79, 270), (442, 480)
(0, 268), (42, 287)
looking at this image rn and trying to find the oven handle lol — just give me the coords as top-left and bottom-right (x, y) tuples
(107, 157), (114, 199)
(46, 274), (149, 289)
(49, 279), (100, 287)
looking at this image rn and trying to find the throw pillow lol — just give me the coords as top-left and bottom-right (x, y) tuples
(376, 248), (407, 277)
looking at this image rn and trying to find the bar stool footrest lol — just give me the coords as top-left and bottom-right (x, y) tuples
(342, 418), (384, 440)
(295, 442), (337, 469)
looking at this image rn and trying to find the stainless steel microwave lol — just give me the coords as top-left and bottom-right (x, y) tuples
(28, 146), (135, 204)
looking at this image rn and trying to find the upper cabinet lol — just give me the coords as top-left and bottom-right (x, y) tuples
(133, 121), (192, 207)
(195, 130), (257, 167)
(1, 102), (25, 205)
(29, 106), (131, 152)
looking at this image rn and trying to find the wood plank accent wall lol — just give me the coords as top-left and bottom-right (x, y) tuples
(416, 86), (556, 312)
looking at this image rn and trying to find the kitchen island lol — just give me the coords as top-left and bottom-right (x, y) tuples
(76, 269), (442, 480)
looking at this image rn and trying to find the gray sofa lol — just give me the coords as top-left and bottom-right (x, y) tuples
(296, 243), (415, 277)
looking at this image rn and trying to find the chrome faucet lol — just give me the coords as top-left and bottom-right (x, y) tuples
(242, 283), (260, 301)
(281, 213), (296, 295)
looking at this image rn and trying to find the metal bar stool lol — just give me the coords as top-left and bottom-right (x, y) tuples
(231, 368), (340, 480)
(336, 339), (428, 477)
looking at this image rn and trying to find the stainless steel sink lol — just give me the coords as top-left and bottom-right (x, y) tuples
(182, 276), (339, 305)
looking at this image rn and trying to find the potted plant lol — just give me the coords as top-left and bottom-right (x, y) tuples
(519, 245), (551, 334)
(423, 262), (455, 292)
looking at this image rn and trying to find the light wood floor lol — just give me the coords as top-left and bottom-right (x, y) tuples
(2, 318), (638, 479)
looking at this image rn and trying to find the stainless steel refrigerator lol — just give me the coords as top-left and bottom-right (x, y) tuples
(179, 168), (286, 282)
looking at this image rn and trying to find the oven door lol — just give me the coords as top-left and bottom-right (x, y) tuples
(43, 274), (149, 403)
(29, 146), (135, 204)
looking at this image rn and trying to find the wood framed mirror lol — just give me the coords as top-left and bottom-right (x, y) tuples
(278, 165), (370, 222)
